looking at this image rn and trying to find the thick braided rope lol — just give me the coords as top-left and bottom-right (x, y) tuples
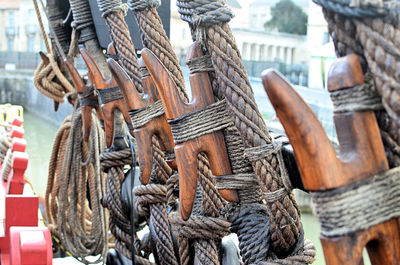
(130, 1), (230, 263)
(101, 148), (135, 259)
(127, 0), (187, 99)
(133, 135), (179, 265)
(312, 0), (388, 18)
(320, 6), (400, 167)
(134, 184), (179, 265)
(56, 109), (108, 264)
(177, 0), (302, 255)
(98, 2), (182, 262)
(103, 11), (144, 92)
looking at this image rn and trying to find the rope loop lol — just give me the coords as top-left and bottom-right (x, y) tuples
(127, 0), (161, 11)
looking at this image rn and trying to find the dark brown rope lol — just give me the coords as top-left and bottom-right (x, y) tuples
(177, 0), (302, 256)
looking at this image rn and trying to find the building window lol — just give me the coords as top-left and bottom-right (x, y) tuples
(28, 37), (35, 51)
(322, 32), (330, 44)
(9, 11), (15, 27)
(8, 39), (14, 51)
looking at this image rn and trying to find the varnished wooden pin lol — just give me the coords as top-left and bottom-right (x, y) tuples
(262, 54), (400, 265)
(80, 47), (133, 148)
(64, 59), (104, 141)
(107, 57), (175, 185)
(142, 42), (239, 220)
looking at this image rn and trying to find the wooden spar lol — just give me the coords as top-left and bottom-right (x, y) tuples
(63, 59), (104, 142)
(80, 48), (133, 148)
(107, 54), (176, 185)
(142, 42), (238, 220)
(262, 54), (400, 264)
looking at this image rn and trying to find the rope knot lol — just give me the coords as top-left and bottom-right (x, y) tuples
(127, 0), (161, 11)
(169, 212), (230, 240)
(133, 184), (167, 216)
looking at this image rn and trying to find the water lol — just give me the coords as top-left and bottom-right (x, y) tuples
(24, 110), (58, 197)
(22, 109), (371, 264)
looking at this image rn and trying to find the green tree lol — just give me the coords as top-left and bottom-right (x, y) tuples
(264, 0), (308, 35)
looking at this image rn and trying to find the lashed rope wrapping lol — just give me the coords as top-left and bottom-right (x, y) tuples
(130, 100), (165, 129)
(50, 109), (108, 264)
(96, 0), (180, 263)
(169, 99), (233, 144)
(312, 166), (400, 237)
(69, 0), (97, 42)
(177, 0), (303, 257)
(315, 1), (400, 168)
(330, 73), (383, 113)
(129, 1), (230, 264)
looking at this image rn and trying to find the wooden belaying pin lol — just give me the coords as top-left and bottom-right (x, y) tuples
(262, 54), (400, 265)
(107, 57), (175, 185)
(80, 48), (133, 148)
(64, 59), (104, 142)
(142, 42), (239, 220)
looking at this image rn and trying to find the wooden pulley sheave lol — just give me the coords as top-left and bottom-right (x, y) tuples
(262, 54), (400, 264)
(63, 59), (104, 142)
(80, 47), (133, 148)
(107, 53), (176, 185)
(142, 42), (239, 220)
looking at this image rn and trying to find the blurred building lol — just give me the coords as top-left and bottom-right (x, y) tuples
(307, 0), (335, 89)
(0, 0), (45, 52)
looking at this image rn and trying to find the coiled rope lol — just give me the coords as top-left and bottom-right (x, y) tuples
(32, 0), (75, 104)
(46, 109), (108, 263)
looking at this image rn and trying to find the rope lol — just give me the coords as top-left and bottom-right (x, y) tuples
(177, 0), (303, 256)
(130, 100), (165, 129)
(330, 73), (383, 113)
(97, 85), (124, 104)
(69, 0), (97, 42)
(32, 0), (75, 103)
(312, 0), (388, 18)
(317, 0), (400, 167)
(312, 166), (400, 237)
(98, 0), (143, 92)
(46, 109), (108, 263)
(168, 99), (233, 144)
(127, 0), (187, 99)
(101, 148), (134, 259)
(187, 54), (214, 74)
(1, 149), (12, 181)
(97, 1), (180, 263)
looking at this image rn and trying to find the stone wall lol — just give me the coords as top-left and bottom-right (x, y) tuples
(0, 70), (73, 126)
